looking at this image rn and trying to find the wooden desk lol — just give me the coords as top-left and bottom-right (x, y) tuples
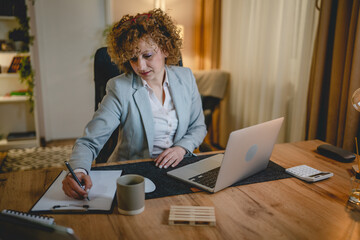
(0, 140), (359, 239)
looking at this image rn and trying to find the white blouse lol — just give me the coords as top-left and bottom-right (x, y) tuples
(142, 74), (179, 156)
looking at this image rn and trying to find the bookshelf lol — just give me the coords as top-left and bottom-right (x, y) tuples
(0, 2), (39, 150)
(0, 52), (39, 151)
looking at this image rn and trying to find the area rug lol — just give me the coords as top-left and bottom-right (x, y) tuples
(0, 145), (73, 173)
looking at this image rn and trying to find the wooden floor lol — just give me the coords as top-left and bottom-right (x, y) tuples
(45, 138), (76, 147)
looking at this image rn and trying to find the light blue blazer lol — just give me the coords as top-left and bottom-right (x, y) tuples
(70, 66), (207, 172)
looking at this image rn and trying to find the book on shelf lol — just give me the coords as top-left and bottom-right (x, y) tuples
(7, 131), (36, 141)
(7, 56), (29, 73)
(9, 90), (27, 96)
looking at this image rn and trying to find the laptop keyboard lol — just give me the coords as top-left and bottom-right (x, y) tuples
(189, 167), (220, 189)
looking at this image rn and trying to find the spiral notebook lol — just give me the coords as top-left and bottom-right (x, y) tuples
(0, 209), (79, 240)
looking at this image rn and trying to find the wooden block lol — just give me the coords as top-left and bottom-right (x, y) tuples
(168, 206), (216, 226)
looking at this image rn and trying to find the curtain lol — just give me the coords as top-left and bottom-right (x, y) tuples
(194, 0), (224, 149)
(195, 0), (222, 70)
(306, 0), (360, 151)
(220, 0), (319, 147)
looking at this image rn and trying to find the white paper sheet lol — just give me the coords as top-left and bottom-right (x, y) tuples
(31, 170), (122, 212)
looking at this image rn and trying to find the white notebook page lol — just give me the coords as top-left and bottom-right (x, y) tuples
(31, 170), (122, 212)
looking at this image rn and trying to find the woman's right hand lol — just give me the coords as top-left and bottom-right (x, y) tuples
(62, 172), (92, 200)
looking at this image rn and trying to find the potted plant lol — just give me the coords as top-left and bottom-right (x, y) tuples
(8, 28), (28, 51)
(18, 56), (34, 112)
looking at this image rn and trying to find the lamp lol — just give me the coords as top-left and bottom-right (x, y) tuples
(352, 88), (360, 112)
(154, 0), (166, 11)
(351, 88), (360, 170)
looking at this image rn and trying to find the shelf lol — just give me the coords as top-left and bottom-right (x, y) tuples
(0, 16), (16, 21)
(0, 51), (19, 54)
(0, 73), (24, 96)
(0, 51), (25, 56)
(0, 138), (38, 151)
(0, 95), (28, 103)
(0, 73), (18, 79)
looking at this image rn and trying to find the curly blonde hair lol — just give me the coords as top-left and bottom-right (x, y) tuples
(107, 9), (183, 74)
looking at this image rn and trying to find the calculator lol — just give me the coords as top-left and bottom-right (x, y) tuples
(285, 165), (333, 182)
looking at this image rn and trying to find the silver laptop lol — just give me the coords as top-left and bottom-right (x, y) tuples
(167, 117), (284, 193)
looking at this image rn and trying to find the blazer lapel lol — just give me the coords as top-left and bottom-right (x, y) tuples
(167, 67), (186, 143)
(132, 75), (154, 154)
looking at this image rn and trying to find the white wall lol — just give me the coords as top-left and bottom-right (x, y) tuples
(32, 0), (106, 140)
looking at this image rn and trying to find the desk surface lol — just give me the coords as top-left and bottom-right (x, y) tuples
(0, 140), (359, 239)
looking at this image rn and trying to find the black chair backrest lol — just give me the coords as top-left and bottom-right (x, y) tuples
(94, 47), (121, 163)
(94, 47), (121, 111)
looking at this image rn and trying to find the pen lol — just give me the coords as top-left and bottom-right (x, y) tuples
(52, 204), (90, 209)
(64, 161), (90, 201)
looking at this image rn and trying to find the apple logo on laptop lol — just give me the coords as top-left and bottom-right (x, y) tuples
(245, 144), (258, 162)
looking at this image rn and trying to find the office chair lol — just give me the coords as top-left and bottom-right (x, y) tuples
(94, 47), (121, 111)
(94, 47), (121, 163)
(198, 96), (221, 152)
(93, 47), (218, 163)
(194, 70), (229, 151)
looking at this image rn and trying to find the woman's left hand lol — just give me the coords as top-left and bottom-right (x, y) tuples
(154, 146), (186, 169)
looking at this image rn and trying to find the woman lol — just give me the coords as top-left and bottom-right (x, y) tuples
(62, 9), (206, 199)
